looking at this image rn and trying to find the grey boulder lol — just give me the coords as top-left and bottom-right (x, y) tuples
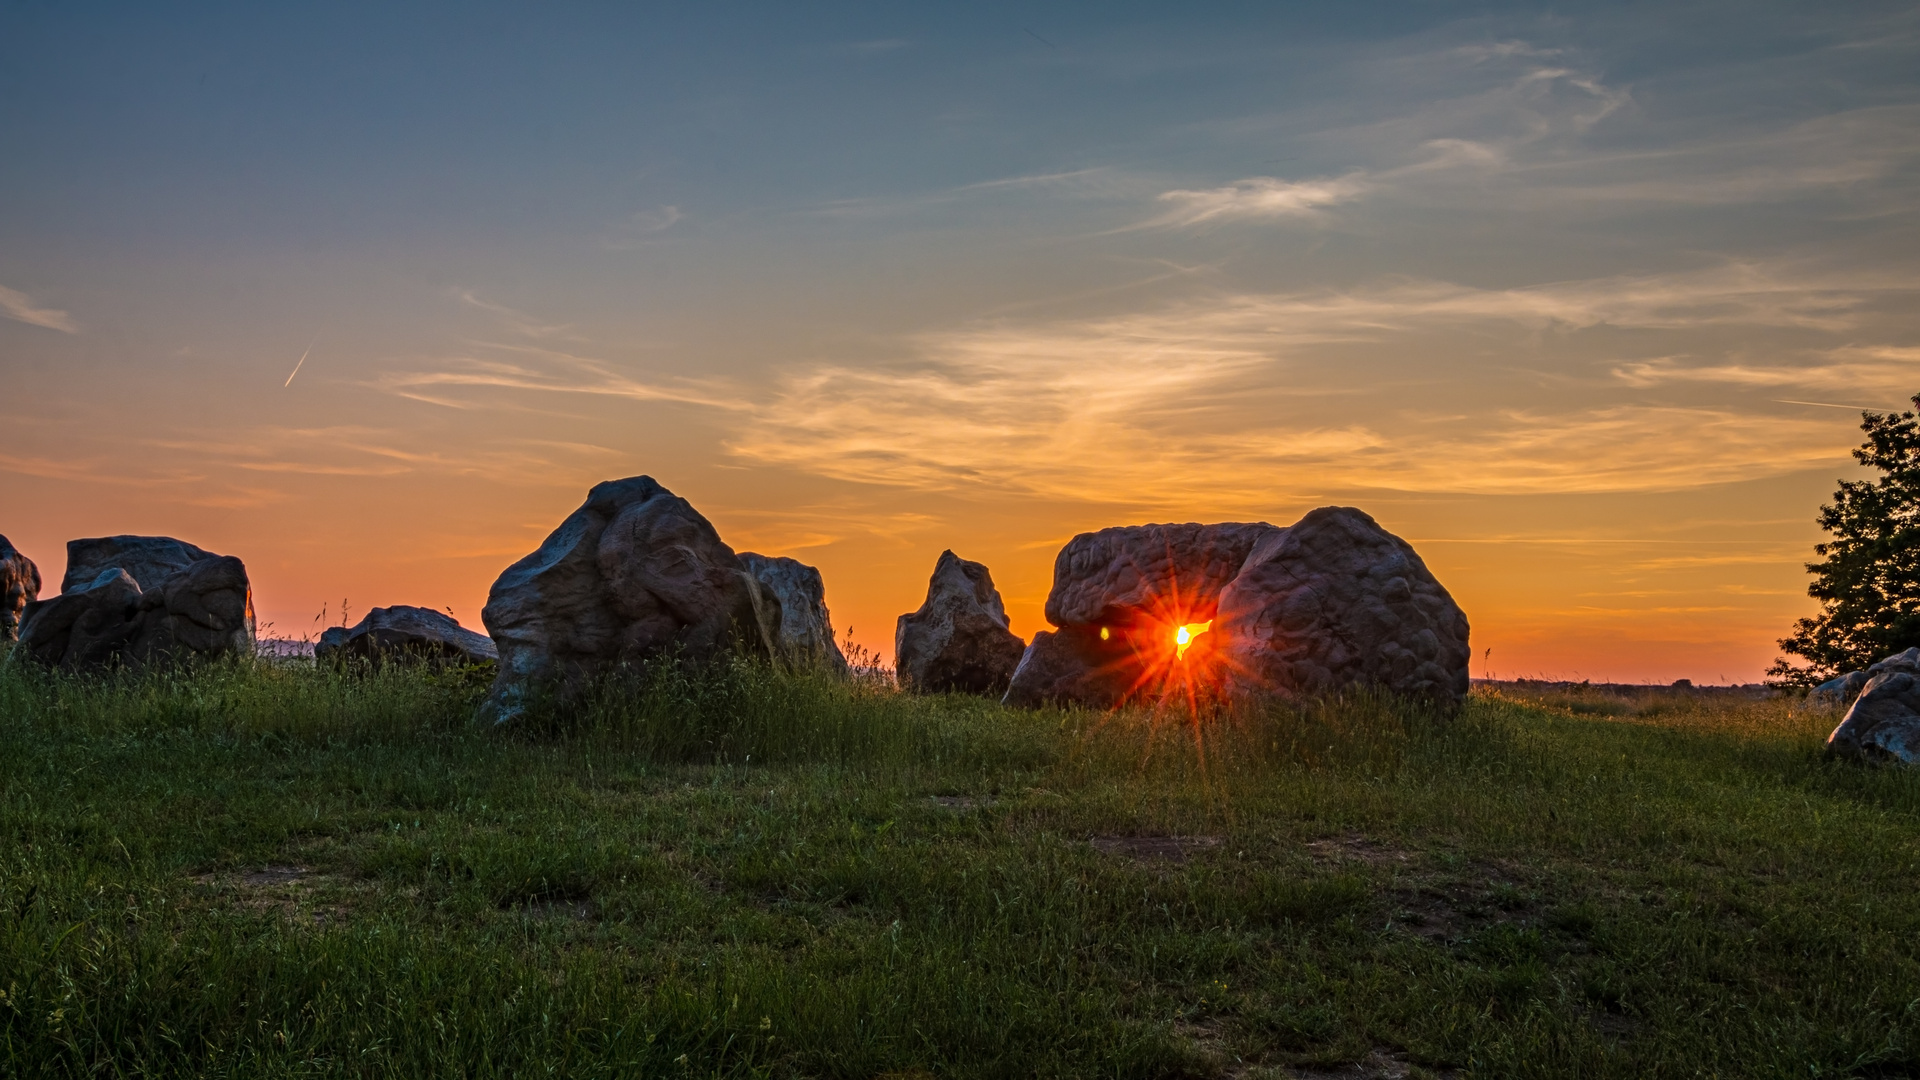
(895, 550), (1026, 695)
(738, 552), (849, 674)
(1005, 522), (1277, 709)
(1809, 670), (1870, 708)
(479, 476), (781, 723)
(16, 548), (255, 670)
(0, 534), (40, 641)
(62, 535), (219, 592)
(316, 605), (497, 666)
(1216, 507), (1470, 709)
(1828, 649), (1920, 763)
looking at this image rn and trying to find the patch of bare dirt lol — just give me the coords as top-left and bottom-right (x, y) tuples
(1289, 1048), (1455, 1079)
(1305, 835), (1417, 868)
(191, 865), (359, 925)
(1090, 835), (1223, 862)
(928, 795), (990, 811)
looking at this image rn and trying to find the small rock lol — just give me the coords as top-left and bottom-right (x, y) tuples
(315, 605), (497, 666)
(0, 534), (40, 642)
(895, 550), (1026, 695)
(479, 476), (781, 723)
(1828, 649), (1920, 763)
(738, 552), (849, 674)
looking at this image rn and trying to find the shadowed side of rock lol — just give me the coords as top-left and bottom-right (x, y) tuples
(1828, 648), (1920, 763)
(16, 545), (255, 670)
(738, 552), (849, 674)
(1216, 506), (1470, 709)
(895, 550), (1026, 695)
(479, 476), (782, 723)
(0, 534), (40, 641)
(316, 605), (497, 666)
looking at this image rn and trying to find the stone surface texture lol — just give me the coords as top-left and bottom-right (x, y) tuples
(1809, 670), (1870, 709)
(1004, 507), (1471, 711)
(316, 605), (498, 666)
(16, 545), (255, 670)
(895, 551), (1026, 695)
(1216, 507), (1471, 708)
(1828, 649), (1920, 763)
(738, 552), (849, 674)
(0, 534), (39, 641)
(479, 476), (781, 722)
(61, 535), (217, 592)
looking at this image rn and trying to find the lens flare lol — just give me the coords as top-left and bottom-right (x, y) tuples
(1174, 620), (1212, 659)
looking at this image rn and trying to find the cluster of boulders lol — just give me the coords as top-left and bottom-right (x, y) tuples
(10, 535), (256, 669)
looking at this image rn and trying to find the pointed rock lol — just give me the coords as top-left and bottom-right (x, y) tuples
(895, 551), (1026, 695)
(0, 534), (40, 642)
(738, 552), (849, 674)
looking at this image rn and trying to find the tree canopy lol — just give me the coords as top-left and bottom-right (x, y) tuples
(1772, 395), (1920, 686)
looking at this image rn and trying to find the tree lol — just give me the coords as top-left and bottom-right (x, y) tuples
(1771, 394), (1920, 686)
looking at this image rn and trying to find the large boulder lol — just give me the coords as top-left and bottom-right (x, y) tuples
(61, 535), (218, 592)
(316, 605), (497, 666)
(1006, 522), (1277, 708)
(895, 550), (1026, 695)
(738, 552), (850, 674)
(1809, 669), (1869, 709)
(0, 534), (39, 641)
(1004, 507), (1470, 711)
(16, 547), (255, 670)
(1216, 507), (1470, 709)
(1827, 649), (1920, 763)
(479, 476), (782, 723)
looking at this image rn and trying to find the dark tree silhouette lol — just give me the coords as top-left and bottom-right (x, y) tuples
(1771, 394), (1920, 686)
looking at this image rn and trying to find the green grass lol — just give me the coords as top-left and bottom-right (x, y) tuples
(0, 654), (1916, 1078)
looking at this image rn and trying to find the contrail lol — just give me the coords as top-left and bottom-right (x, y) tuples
(1774, 398), (1883, 411)
(284, 339), (315, 387)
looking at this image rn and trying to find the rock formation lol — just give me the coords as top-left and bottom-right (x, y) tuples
(479, 476), (782, 722)
(0, 534), (39, 642)
(738, 552), (850, 674)
(1215, 507), (1470, 709)
(316, 605), (497, 666)
(895, 550), (1026, 695)
(1827, 648), (1920, 763)
(1809, 669), (1869, 709)
(1006, 523), (1278, 709)
(1004, 508), (1471, 711)
(16, 541), (255, 670)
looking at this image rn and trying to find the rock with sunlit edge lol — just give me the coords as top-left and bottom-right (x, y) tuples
(478, 476), (783, 724)
(895, 550), (1027, 695)
(1004, 509), (1470, 711)
(0, 534), (39, 641)
(1003, 522), (1276, 709)
(1216, 507), (1470, 709)
(316, 604), (498, 666)
(738, 552), (850, 675)
(1828, 648), (1920, 763)
(16, 541), (255, 670)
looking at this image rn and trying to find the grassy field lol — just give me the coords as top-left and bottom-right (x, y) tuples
(0, 655), (1916, 1078)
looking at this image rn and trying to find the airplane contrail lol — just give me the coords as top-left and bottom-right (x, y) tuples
(1774, 398), (1883, 411)
(284, 339), (315, 387)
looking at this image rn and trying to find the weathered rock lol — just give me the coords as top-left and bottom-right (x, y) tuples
(0, 534), (40, 641)
(738, 552), (849, 674)
(1828, 649), (1920, 762)
(479, 476), (782, 722)
(895, 551), (1026, 695)
(1809, 669), (1869, 709)
(1216, 507), (1471, 709)
(61, 535), (217, 592)
(1005, 522), (1277, 708)
(16, 550), (255, 670)
(316, 605), (497, 666)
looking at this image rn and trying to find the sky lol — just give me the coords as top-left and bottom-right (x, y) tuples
(3, 0), (1918, 682)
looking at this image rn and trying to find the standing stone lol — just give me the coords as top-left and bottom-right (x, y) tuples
(479, 476), (782, 723)
(0, 534), (40, 642)
(1215, 507), (1471, 709)
(1005, 522), (1279, 708)
(738, 552), (850, 674)
(1827, 649), (1920, 763)
(16, 541), (255, 670)
(895, 551), (1026, 695)
(316, 605), (497, 666)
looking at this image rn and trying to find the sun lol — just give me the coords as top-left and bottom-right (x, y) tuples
(1174, 620), (1212, 660)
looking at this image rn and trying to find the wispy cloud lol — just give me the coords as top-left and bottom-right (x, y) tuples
(1149, 173), (1371, 227)
(376, 344), (751, 412)
(1614, 345), (1920, 392)
(449, 289), (583, 341)
(0, 285), (77, 333)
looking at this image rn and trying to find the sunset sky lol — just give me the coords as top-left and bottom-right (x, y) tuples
(4, 2), (1919, 681)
